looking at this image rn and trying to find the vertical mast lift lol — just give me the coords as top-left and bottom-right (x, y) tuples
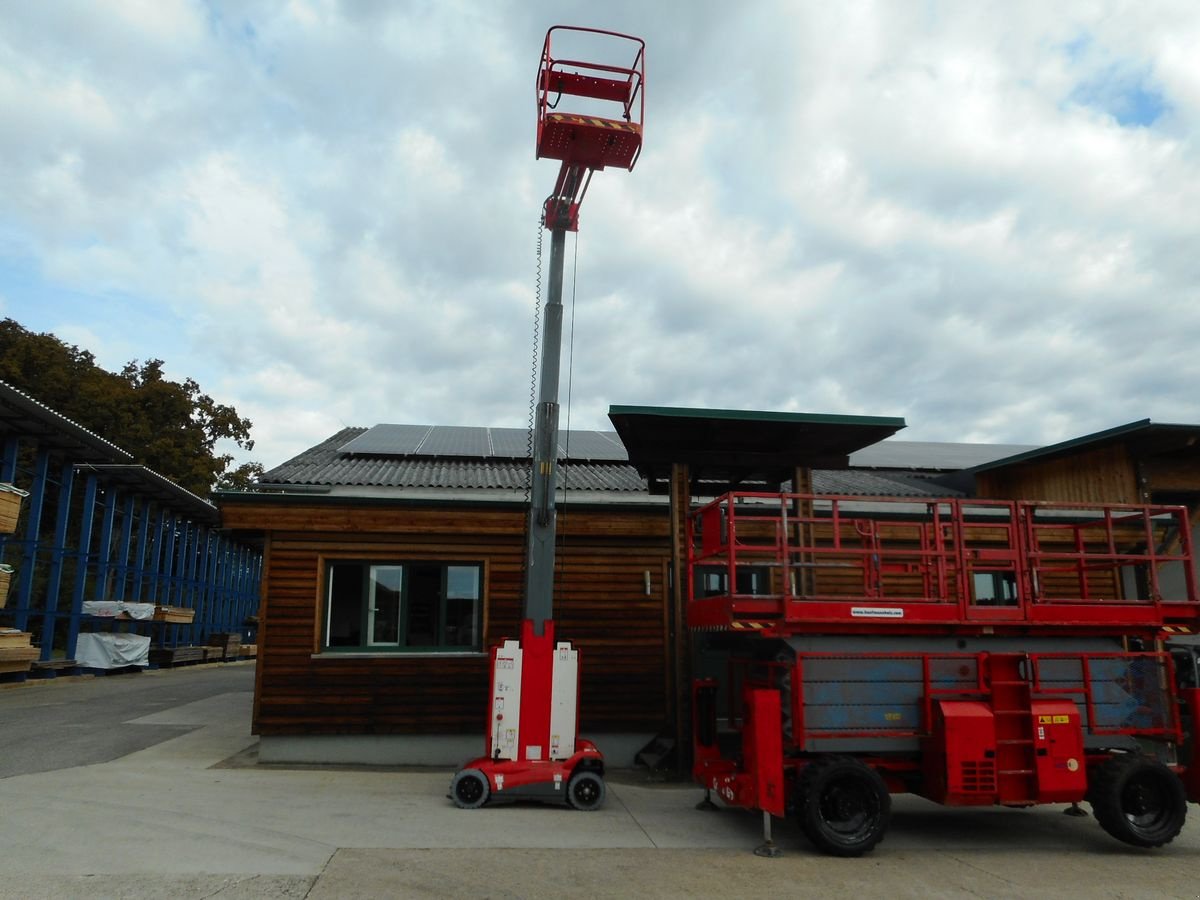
(450, 26), (645, 811)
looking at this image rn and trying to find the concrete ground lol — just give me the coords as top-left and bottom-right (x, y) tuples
(1, 665), (1199, 898)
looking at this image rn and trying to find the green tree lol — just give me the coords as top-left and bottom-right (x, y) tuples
(0, 318), (258, 496)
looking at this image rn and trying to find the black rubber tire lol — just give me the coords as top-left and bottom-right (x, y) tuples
(1088, 754), (1187, 848)
(450, 769), (490, 810)
(796, 756), (891, 857)
(567, 770), (606, 811)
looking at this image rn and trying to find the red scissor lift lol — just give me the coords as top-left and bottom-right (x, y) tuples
(689, 492), (1200, 855)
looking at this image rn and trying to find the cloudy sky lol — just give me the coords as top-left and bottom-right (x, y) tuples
(2, 1), (1198, 471)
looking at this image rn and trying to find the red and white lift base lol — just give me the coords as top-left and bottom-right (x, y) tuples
(450, 620), (605, 810)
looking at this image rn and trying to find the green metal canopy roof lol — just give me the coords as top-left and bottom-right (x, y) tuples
(970, 420), (1200, 473)
(608, 405), (906, 492)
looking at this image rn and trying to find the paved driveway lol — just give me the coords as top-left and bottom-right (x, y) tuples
(1, 665), (1198, 898)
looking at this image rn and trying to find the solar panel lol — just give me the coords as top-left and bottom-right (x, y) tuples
(339, 424), (432, 455)
(489, 428), (532, 457)
(340, 424), (631, 460)
(418, 426), (490, 457)
(558, 430), (628, 461)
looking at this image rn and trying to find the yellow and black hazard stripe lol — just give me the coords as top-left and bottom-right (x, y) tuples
(1162, 625), (1194, 634)
(544, 113), (642, 133)
(730, 621), (768, 631)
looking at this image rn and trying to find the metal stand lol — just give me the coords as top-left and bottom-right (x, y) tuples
(695, 788), (719, 812)
(1064, 802), (1088, 817)
(753, 811), (783, 858)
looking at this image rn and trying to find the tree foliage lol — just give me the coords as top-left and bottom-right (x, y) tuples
(0, 318), (259, 496)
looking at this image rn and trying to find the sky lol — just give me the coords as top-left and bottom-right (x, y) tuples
(2, 0), (1199, 472)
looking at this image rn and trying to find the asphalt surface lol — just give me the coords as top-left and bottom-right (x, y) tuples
(0, 665), (250, 778)
(2, 664), (1200, 898)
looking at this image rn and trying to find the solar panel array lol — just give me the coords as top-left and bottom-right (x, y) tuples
(338, 424), (629, 461)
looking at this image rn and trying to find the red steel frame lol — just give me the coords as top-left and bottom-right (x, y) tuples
(695, 648), (1187, 812)
(687, 493), (1199, 635)
(721, 651), (1185, 751)
(536, 26), (645, 173)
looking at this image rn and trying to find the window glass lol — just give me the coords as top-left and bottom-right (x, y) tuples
(369, 566), (403, 646)
(325, 561), (483, 652)
(694, 565), (769, 597)
(447, 566), (480, 599)
(327, 564), (364, 647)
(971, 571), (1018, 606)
(406, 564), (441, 647)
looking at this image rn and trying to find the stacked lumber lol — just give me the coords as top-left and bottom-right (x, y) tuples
(207, 632), (242, 660)
(0, 629), (38, 675)
(0, 483), (27, 534)
(240, 643), (257, 658)
(148, 645), (206, 667)
(153, 606), (195, 623)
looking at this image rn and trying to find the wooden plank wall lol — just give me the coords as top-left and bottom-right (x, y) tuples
(223, 501), (671, 737)
(975, 444), (1139, 503)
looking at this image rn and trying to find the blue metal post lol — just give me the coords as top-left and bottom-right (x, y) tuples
(0, 435), (18, 482)
(147, 509), (168, 605)
(161, 514), (179, 646)
(189, 526), (211, 645)
(92, 484), (119, 604)
(114, 493), (136, 601)
(172, 519), (190, 608)
(234, 545), (249, 635)
(217, 539), (233, 631)
(41, 464), (76, 662)
(202, 532), (221, 640)
(65, 473), (99, 655)
(179, 520), (198, 643)
(12, 448), (52, 633)
(131, 501), (157, 603)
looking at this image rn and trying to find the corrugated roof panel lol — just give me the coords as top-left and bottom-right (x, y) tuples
(849, 439), (1038, 470)
(259, 428), (646, 492)
(812, 470), (963, 498)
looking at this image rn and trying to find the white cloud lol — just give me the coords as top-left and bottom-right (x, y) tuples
(1, 0), (1200, 470)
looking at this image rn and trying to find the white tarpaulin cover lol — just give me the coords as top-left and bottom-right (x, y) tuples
(81, 601), (156, 620)
(75, 632), (151, 669)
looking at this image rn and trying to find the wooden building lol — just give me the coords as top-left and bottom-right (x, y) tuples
(219, 410), (1200, 766)
(973, 419), (1200, 509)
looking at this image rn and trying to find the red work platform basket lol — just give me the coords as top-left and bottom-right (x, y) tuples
(536, 26), (645, 171)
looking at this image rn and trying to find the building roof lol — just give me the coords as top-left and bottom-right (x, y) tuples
(0, 380), (131, 463)
(251, 425), (965, 501)
(80, 464), (219, 524)
(970, 420), (1200, 473)
(849, 438), (1038, 471)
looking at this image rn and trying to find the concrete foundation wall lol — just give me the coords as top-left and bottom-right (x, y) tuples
(259, 733), (654, 768)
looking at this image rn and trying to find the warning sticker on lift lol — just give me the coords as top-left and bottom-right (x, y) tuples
(851, 607), (904, 618)
(1038, 715), (1071, 724)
